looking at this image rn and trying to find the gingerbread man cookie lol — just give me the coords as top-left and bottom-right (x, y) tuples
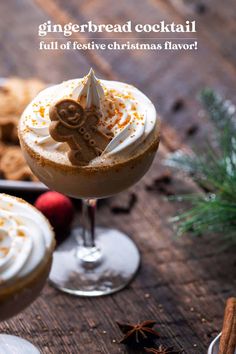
(49, 99), (112, 166)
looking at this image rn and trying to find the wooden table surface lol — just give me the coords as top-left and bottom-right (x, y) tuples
(0, 0), (236, 353)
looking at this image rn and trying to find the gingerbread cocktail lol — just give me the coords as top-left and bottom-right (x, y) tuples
(19, 69), (160, 296)
(0, 193), (55, 352)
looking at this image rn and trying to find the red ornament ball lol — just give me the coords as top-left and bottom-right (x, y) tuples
(35, 191), (74, 242)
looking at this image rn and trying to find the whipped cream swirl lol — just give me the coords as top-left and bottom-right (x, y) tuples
(21, 69), (158, 164)
(73, 68), (105, 110)
(0, 194), (53, 285)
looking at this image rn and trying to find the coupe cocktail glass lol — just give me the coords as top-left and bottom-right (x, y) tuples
(19, 72), (160, 297)
(0, 194), (55, 352)
(21, 134), (159, 297)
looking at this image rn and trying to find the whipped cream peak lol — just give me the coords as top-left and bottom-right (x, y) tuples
(0, 194), (54, 285)
(72, 68), (105, 111)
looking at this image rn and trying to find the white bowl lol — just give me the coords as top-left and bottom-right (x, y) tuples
(208, 333), (221, 354)
(208, 333), (236, 354)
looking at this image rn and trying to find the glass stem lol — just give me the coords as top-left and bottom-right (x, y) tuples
(82, 199), (97, 248)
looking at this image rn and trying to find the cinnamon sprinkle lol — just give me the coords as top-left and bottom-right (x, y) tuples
(39, 106), (45, 117)
(0, 247), (9, 257)
(17, 230), (25, 237)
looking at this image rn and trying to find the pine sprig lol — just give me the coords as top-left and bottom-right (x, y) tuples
(166, 89), (236, 242)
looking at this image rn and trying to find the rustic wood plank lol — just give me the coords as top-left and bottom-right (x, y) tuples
(1, 146), (235, 353)
(167, 0), (236, 67)
(0, 0), (107, 81)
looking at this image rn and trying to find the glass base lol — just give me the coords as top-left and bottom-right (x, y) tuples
(49, 227), (140, 296)
(0, 334), (40, 353)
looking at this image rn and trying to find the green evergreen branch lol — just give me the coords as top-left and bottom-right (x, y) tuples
(166, 89), (236, 242)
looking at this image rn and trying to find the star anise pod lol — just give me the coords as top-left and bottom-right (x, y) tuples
(145, 344), (184, 354)
(117, 320), (159, 346)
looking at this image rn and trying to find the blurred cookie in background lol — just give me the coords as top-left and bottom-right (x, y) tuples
(0, 77), (46, 182)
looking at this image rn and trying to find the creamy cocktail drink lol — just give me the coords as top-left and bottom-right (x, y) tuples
(19, 69), (159, 198)
(19, 69), (160, 297)
(0, 194), (55, 320)
(0, 193), (55, 352)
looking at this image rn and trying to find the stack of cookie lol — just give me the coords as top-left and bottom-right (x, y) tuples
(0, 78), (45, 181)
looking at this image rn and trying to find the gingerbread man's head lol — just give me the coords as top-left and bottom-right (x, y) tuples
(49, 98), (112, 165)
(50, 99), (85, 129)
